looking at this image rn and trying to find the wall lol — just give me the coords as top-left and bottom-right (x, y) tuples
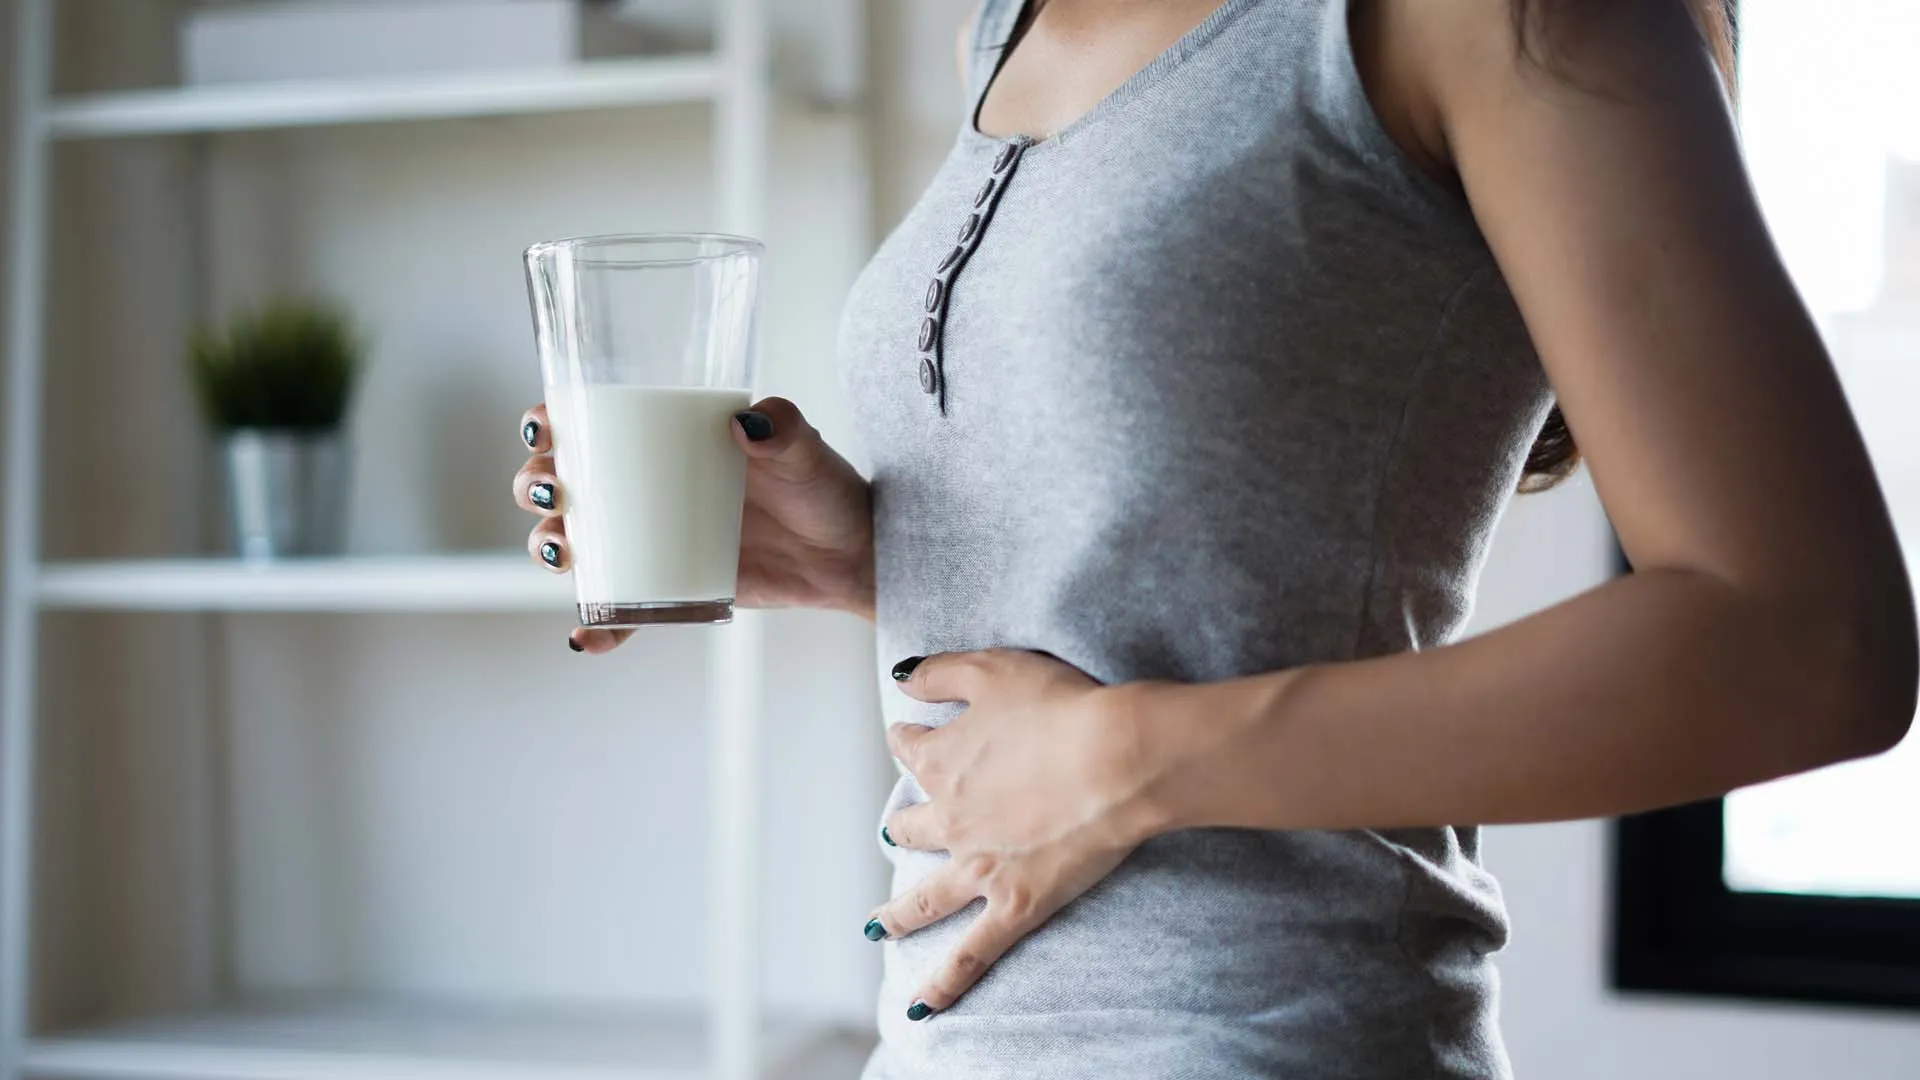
(29, 0), (888, 1032)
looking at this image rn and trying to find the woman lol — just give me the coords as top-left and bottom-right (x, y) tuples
(515, 0), (1918, 1076)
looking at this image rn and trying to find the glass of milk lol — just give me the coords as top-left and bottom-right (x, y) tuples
(524, 233), (762, 627)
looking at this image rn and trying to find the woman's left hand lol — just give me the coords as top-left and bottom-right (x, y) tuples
(870, 649), (1161, 1019)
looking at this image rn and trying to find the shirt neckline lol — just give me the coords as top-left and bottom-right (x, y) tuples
(963, 0), (1264, 154)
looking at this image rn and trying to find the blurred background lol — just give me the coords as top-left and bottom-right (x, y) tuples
(0, 2), (1914, 1079)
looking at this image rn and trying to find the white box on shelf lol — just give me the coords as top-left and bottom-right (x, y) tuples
(181, 0), (659, 86)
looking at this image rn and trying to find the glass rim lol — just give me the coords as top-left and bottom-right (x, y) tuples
(523, 232), (764, 269)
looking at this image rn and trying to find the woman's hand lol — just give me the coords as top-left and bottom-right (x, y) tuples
(513, 396), (874, 653)
(868, 649), (1162, 1020)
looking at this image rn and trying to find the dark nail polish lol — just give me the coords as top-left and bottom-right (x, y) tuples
(906, 1001), (934, 1022)
(881, 825), (897, 847)
(891, 656), (925, 682)
(567, 638), (585, 653)
(864, 918), (886, 942)
(539, 541), (563, 569)
(529, 482), (556, 511)
(734, 411), (773, 442)
(522, 419), (541, 449)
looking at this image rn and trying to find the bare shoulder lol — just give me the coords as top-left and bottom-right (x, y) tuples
(1380, 0), (1729, 132)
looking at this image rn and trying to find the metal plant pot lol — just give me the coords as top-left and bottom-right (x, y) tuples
(221, 429), (348, 560)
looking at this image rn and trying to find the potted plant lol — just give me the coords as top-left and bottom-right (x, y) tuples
(188, 301), (362, 559)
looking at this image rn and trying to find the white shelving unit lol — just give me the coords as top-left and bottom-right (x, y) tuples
(0, 4), (785, 1080)
(35, 556), (574, 612)
(40, 56), (723, 138)
(19, 998), (870, 1080)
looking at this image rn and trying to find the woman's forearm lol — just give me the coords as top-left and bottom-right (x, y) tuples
(1121, 566), (1915, 836)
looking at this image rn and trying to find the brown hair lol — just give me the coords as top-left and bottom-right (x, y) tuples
(1515, 0), (1739, 493)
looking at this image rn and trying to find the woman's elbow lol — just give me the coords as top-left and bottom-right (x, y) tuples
(1819, 583), (1917, 764)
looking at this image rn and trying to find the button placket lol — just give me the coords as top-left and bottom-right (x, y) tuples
(915, 136), (1032, 414)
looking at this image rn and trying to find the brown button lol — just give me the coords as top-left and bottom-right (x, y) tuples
(936, 246), (964, 273)
(918, 357), (938, 394)
(957, 213), (981, 244)
(993, 143), (1020, 173)
(918, 317), (938, 352)
(924, 279), (943, 313)
(974, 178), (995, 207)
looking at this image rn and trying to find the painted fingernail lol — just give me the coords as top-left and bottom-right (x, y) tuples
(567, 637), (585, 653)
(864, 918), (886, 942)
(539, 541), (564, 569)
(522, 418), (541, 449)
(906, 1001), (934, 1022)
(881, 825), (897, 847)
(891, 656), (925, 681)
(734, 411), (773, 442)
(529, 482), (556, 511)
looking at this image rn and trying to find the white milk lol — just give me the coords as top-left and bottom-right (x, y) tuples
(544, 384), (751, 615)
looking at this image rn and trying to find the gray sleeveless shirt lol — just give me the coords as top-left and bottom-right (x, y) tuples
(840, 0), (1554, 1076)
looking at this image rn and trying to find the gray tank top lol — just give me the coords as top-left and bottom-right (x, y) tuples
(840, 0), (1554, 1076)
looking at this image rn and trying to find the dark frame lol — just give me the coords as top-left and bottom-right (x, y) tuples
(1609, 545), (1920, 1012)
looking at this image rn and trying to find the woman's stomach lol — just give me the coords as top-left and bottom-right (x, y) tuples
(862, 768), (1510, 1080)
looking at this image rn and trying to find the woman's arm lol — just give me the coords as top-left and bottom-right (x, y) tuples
(1122, 0), (1915, 832)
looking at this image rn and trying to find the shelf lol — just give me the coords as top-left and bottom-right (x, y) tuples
(42, 56), (721, 139)
(36, 555), (574, 613)
(21, 998), (872, 1080)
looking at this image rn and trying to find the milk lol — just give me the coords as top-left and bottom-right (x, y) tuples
(543, 384), (751, 622)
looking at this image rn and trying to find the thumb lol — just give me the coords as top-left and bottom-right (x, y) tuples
(733, 396), (829, 482)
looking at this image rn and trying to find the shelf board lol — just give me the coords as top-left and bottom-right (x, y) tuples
(36, 555), (574, 613)
(43, 56), (720, 139)
(21, 997), (872, 1080)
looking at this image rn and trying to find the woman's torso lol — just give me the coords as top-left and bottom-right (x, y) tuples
(841, 1), (1555, 1076)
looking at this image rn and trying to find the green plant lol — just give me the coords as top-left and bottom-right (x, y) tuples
(188, 300), (362, 431)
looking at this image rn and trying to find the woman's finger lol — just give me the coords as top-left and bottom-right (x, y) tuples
(568, 627), (634, 655)
(881, 801), (947, 853)
(867, 864), (978, 941)
(891, 651), (987, 705)
(519, 404), (551, 453)
(527, 519), (568, 572)
(906, 912), (1026, 1020)
(732, 396), (828, 482)
(513, 456), (563, 517)
(885, 722), (940, 776)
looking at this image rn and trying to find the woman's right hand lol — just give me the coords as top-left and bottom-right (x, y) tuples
(514, 396), (875, 654)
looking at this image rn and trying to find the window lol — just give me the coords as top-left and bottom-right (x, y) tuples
(1612, 0), (1920, 1011)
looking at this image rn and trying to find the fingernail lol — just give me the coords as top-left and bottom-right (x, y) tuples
(522, 418), (541, 449)
(735, 411), (773, 442)
(529, 482), (556, 511)
(881, 825), (897, 847)
(863, 918), (886, 942)
(906, 1001), (935, 1022)
(539, 541), (564, 569)
(890, 656), (925, 682)
(568, 638), (585, 653)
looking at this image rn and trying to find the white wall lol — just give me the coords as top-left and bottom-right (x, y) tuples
(184, 84), (886, 1023)
(28, 0), (889, 1033)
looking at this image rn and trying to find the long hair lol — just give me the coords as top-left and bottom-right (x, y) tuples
(1516, 0), (1739, 492)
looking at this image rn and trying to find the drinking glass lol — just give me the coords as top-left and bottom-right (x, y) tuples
(524, 233), (762, 626)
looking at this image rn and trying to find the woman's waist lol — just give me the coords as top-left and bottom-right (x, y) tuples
(876, 821), (1504, 1019)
